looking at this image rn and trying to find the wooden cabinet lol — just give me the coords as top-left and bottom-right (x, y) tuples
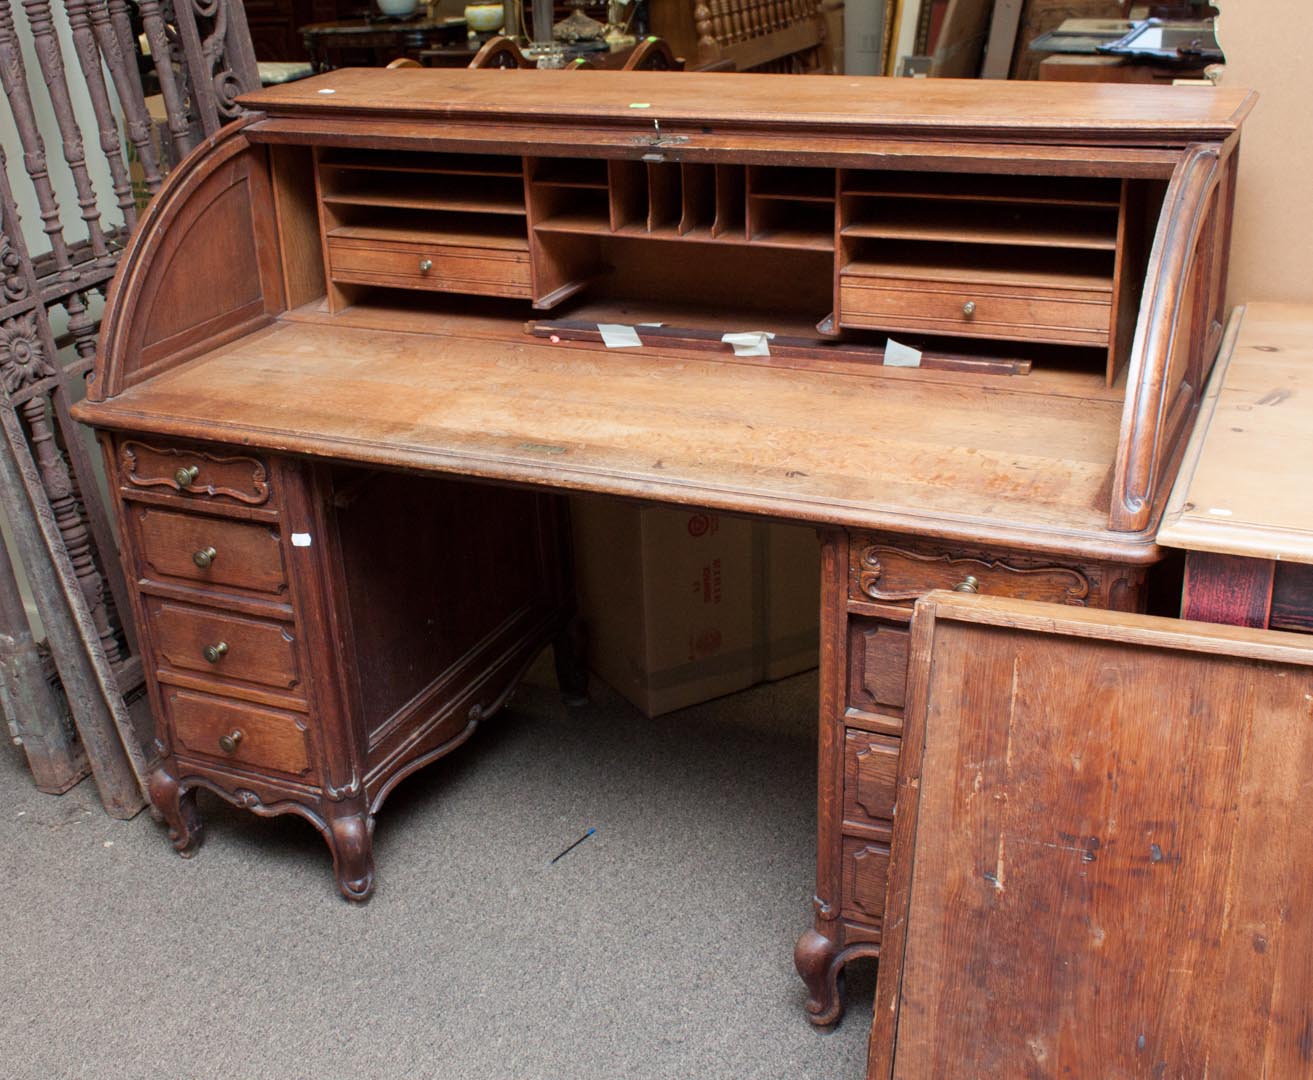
(796, 529), (1148, 1023)
(110, 436), (573, 900)
(71, 71), (1250, 1046)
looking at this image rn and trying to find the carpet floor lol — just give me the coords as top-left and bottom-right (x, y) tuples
(0, 670), (875, 1080)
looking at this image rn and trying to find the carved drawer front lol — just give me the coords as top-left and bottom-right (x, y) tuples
(146, 597), (303, 696)
(850, 540), (1091, 607)
(327, 237), (533, 299)
(133, 507), (287, 598)
(844, 730), (899, 827)
(848, 617), (911, 715)
(118, 440), (270, 506)
(165, 686), (313, 778)
(841, 837), (891, 925)
(839, 277), (1111, 348)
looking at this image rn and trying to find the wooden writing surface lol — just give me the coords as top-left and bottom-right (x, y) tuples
(871, 592), (1313, 1079)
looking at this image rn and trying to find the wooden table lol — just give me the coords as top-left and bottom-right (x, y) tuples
(1158, 302), (1313, 631)
(70, 70), (1251, 1050)
(300, 14), (468, 71)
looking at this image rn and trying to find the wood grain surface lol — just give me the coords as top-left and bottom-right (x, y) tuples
(80, 314), (1154, 561)
(238, 69), (1255, 145)
(870, 591), (1313, 1079)
(1159, 302), (1313, 563)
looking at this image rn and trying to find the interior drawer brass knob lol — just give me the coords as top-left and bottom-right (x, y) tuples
(175, 464), (200, 486)
(218, 729), (243, 754)
(418, 258), (433, 272)
(192, 546), (217, 569)
(962, 301), (976, 317)
(953, 575), (981, 594)
(202, 641), (229, 663)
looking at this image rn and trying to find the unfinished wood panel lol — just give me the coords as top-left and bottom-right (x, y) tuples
(870, 592), (1313, 1079)
(1158, 303), (1313, 563)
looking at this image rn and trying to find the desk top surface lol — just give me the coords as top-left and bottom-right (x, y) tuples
(1158, 303), (1313, 564)
(238, 68), (1254, 146)
(80, 303), (1152, 561)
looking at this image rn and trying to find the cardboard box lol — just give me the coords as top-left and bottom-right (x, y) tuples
(571, 498), (820, 717)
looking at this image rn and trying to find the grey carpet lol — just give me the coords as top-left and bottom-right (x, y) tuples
(0, 671), (875, 1080)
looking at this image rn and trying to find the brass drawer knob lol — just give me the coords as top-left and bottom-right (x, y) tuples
(418, 258), (433, 272)
(953, 575), (981, 594)
(192, 546), (217, 569)
(202, 641), (229, 664)
(218, 729), (243, 754)
(175, 464), (200, 486)
(961, 301), (976, 317)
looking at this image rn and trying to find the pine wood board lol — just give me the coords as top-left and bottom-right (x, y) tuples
(74, 315), (1153, 561)
(1158, 303), (1313, 564)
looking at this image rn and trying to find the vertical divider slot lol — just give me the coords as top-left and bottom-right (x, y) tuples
(647, 162), (682, 234)
(609, 159), (647, 232)
(712, 164), (746, 239)
(680, 164), (715, 237)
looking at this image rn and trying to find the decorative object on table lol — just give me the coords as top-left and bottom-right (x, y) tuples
(377, 0), (420, 17)
(553, 0), (607, 42)
(463, 3), (505, 33)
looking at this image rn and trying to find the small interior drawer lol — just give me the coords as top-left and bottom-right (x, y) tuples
(841, 837), (891, 925)
(165, 686), (313, 778)
(131, 506), (287, 599)
(118, 439), (270, 507)
(327, 236), (532, 298)
(147, 596), (303, 696)
(844, 729), (900, 826)
(849, 539), (1092, 607)
(839, 277), (1111, 346)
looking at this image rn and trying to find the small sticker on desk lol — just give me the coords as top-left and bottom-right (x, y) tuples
(317, 88), (336, 95)
(628, 102), (652, 109)
(598, 323), (643, 348)
(291, 532), (313, 547)
(722, 331), (775, 357)
(884, 338), (923, 367)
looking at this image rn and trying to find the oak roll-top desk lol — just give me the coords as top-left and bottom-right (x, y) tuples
(71, 69), (1252, 1033)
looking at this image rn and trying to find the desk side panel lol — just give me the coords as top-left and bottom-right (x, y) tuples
(92, 118), (287, 402)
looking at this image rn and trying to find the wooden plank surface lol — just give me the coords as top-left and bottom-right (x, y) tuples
(72, 307), (1155, 561)
(238, 69), (1255, 146)
(1158, 302), (1313, 563)
(870, 591), (1313, 1079)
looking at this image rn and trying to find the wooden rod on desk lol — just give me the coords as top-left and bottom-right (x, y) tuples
(525, 319), (1033, 376)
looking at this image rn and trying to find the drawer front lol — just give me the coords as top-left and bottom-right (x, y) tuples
(328, 237), (532, 298)
(119, 440), (270, 506)
(147, 596), (303, 695)
(850, 540), (1091, 607)
(133, 506), (287, 598)
(165, 686), (313, 778)
(840, 278), (1110, 346)
(842, 837), (891, 924)
(848, 618), (911, 715)
(844, 730), (899, 826)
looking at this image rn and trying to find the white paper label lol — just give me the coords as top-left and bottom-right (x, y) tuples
(884, 338), (923, 368)
(598, 324), (643, 348)
(721, 331), (775, 357)
(291, 532), (313, 547)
